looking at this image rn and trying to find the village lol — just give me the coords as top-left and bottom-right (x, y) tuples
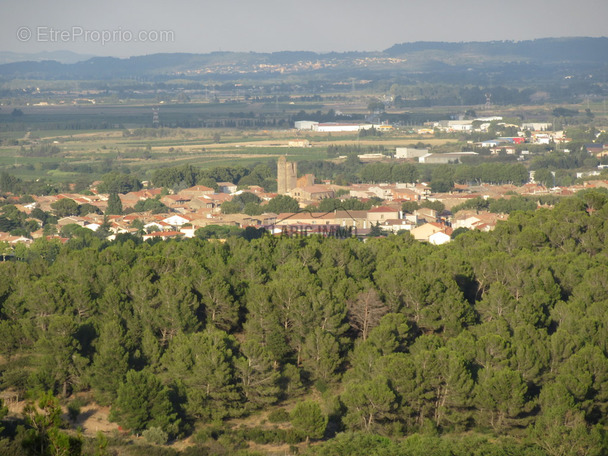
(2, 111), (608, 250)
(2, 25), (608, 454)
(2, 152), (607, 249)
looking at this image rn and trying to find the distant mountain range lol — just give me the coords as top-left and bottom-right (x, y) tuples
(1, 37), (607, 81)
(384, 37), (608, 62)
(0, 50), (96, 65)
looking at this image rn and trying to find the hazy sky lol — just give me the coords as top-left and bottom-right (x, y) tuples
(2, 0), (608, 57)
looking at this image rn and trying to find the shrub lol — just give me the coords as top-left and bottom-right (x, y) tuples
(179, 446), (210, 456)
(193, 425), (224, 444)
(314, 379), (329, 394)
(126, 446), (178, 456)
(67, 398), (83, 422)
(142, 426), (169, 445)
(268, 409), (290, 423)
(217, 432), (248, 451)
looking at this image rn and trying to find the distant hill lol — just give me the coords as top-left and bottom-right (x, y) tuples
(0, 50), (379, 80)
(0, 37), (606, 80)
(384, 37), (608, 63)
(0, 50), (96, 65)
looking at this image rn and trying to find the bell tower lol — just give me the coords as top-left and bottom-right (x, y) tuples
(277, 156), (297, 194)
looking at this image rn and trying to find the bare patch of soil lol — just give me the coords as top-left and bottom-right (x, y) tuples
(72, 403), (119, 436)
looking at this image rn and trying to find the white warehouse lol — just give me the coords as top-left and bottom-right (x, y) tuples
(395, 147), (428, 159)
(294, 121), (374, 132)
(294, 120), (319, 130)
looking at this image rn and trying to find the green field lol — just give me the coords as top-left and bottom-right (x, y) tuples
(0, 100), (326, 131)
(2, 95), (600, 185)
(0, 113), (456, 183)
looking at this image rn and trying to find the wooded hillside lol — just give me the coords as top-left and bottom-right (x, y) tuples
(1, 190), (608, 455)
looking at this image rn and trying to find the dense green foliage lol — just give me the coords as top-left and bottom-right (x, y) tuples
(290, 401), (327, 441)
(105, 193), (123, 215)
(265, 195), (300, 214)
(451, 195), (562, 215)
(144, 158), (534, 199)
(453, 163), (529, 185)
(151, 164), (257, 191)
(0, 173), (61, 197)
(221, 192), (263, 215)
(97, 173), (143, 194)
(1, 191), (608, 454)
(132, 197), (168, 214)
(0, 204), (42, 238)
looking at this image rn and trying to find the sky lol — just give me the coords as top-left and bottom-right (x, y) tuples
(1, 0), (608, 58)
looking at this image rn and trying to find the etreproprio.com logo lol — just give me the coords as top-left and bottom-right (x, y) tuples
(17, 26), (174, 45)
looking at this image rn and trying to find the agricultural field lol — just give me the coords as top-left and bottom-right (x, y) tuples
(0, 103), (461, 184)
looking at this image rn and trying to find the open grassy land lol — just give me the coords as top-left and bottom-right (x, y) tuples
(0, 123), (459, 183)
(4, 96), (600, 185)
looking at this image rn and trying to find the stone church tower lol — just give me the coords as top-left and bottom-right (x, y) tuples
(277, 156), (297, 194)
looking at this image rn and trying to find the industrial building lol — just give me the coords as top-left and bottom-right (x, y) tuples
(315, 122), (370, 132)
(294, 120), (376, 133)
(395, 147), (428, 159)
(294, 120), (319, 131)
(418, 152), (478, 164)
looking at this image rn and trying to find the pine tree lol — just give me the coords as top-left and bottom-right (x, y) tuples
(194, 273), (238, 332)
(105, 193), (123, 215)
(235, 339), (281, 410)
(532, 382), (606, 456)
(301, 327), (341, 383)
(34, 315), (87, 397)
(475, 367), (528, 431)
(290, 400), (328, 441)
(160, 329), (241, 420)
(347, 287), (387, 341)
(89, 320), (130, 405)
(22, 392), (82, 456)
(341, 376), (397, 432)
(111, 370), (178, 435)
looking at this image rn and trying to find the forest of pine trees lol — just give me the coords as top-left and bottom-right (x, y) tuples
(1, 189), (608, 455)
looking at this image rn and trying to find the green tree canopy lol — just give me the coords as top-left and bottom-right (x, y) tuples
(266, 195), (300, 213)
(50, 198), (79, 217)
(105, 193), (123, 215)
(97, 173), (142, 194)
(110, 370), (178, 435)
(290, 400), (328, 441)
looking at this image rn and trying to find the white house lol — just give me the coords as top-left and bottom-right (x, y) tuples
(83, 223), (101, 232)
(217, 182), (238, 194)
(163, 215), (191, 227)
(144, 221), (167, 232)
(429, 231), (452, 245)
(378, 219), (417, 233)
